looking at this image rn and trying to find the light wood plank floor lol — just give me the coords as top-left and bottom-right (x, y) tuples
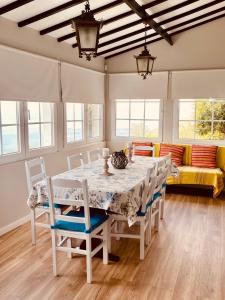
(0, 193), (225, 300)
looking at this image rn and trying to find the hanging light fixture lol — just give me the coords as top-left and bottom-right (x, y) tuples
(71, 0), (101, 61)
(134, 25), (156, 79)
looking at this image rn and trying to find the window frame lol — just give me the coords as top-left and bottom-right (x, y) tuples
(24, 101), (57, 158)
(113, 99), (163, 142)
(87, 103), (104, 143)
(173, 98), (225, 145)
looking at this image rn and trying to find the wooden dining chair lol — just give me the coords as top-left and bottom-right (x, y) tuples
(110, 163), (158, 260)
(47, 177), (109, 283)
(87, 148), (102, 163)
(67, 152), (88, 170)
(25, 157), (50, 245)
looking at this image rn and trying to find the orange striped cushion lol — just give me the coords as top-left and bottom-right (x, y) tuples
(132, 141), (153, 156)
(160, 144), (184, 166)
(192, 145), (218, 168)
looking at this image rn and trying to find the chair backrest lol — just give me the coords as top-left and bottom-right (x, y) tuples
(67, 153), (88, 170)
(25, 157), (46, 193)
(154, 154), (171, 193)
(87, 148), (102, 163)
(133, 144), (155, 157)
(47, 177), (90, 231)
(141, 163), (157, 212)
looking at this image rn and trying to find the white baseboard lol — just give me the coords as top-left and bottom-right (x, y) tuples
(0, 214), (30, 237)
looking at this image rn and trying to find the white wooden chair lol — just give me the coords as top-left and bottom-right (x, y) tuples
(133, 144), (155, 157)
(110, 163), (158, 260)
(47, 177), (109, 283)
(67, 152), (88, 170)
(87, 148), (102, 163)
(25, 157), (51, 245)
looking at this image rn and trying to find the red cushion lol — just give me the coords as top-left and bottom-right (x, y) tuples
(160, 144), (184, 167)
(191, 145), (218, 168)
(132, 141), (153, 156)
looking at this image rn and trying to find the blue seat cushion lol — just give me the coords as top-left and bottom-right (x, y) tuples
(51, 207), (108, 234)
(162, 183), (167, 188)
(137, 192), (162, 217)
(42, 201), (62, 209)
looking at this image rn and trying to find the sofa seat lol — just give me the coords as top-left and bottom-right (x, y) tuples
(167, 166), (224, 198)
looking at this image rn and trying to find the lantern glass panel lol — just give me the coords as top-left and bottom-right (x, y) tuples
(78, 25), (98, 50)
(137, 57), (149, 74)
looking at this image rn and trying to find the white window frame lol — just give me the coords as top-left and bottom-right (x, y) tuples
(173, 98), (225, 145)
(63, 102), (86, 150)
(0, 101), (25, 165)
(24, 101), (57, 158)
(112, 99), (163, 142)
(87, 103), (104, 143)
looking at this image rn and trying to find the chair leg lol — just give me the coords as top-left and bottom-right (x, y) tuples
(86, 235), (92, 284)
(115, 221), (120, 240)
(103, 223), (108, 265)
(160, 192), (165, 219)
(148, 207), (152, 244)
(31, 210), (36, 245)
(155, 201), (160, 232)
(67, 238), (72, 259)
(140, 219), (145, 260)
(145, 212), (150, 246)
(51, 230), (58, 276)
(108, 217), (112, 253)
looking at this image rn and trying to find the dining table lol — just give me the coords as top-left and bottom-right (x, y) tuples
(28, 156), (178, 226)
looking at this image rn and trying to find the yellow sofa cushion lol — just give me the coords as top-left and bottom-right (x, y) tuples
(167, 166), (224, 198)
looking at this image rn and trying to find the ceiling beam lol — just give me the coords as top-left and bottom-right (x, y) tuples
(122, 0), (171, 45)
(104, 12), (225, 59)
(98, 3), (225, 50)
(0, 0), (34, 15)
(40, 0), (123, 35)
(18, 0), (86, 27)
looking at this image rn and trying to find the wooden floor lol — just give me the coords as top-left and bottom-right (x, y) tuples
(1, 193), (225, 300)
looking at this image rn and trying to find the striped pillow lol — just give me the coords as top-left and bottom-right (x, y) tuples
(192, 145), (218, 168)
(132, 141), (153, 156)
(160, 144), (185, 167)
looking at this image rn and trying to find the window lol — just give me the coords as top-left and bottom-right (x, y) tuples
(0, 101), (20, 156)
(88, 104), (102, 139)
(65, 103), (84, 143)
(178, 99), (225, 140)
(115, 99), (161, 138)
(27, 102), (54, 150)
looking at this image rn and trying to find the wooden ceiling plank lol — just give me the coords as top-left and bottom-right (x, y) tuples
(18, 0), (86, 27)
(122, 0), (173, 45)
(0, 0), (34, 15)
(105, 12), (225, 58)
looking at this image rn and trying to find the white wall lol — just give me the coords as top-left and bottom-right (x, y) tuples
(106, 17), (225, 73)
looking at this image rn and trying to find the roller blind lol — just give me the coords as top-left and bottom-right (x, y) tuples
(0, 46), (60, 102)
(171, 70), (225, 99)
(109, 72), (168, 100)
(61, 62), (105, 104)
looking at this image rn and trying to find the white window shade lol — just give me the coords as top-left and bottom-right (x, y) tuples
(0, 46), (60, 102)
(109, 72), (168, 100)
(61, 63), (105, 104)
(171, 70), (225, 99)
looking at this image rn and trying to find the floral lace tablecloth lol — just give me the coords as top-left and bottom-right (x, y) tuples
(27, 157), (178, 226)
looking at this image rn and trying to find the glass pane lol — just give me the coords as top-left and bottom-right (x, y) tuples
(213, 122), (225, 140)
(40, 103), (52, 122)
(116, 102), (129, 119)
(2, 126), (19, 154)
(29, 124), (40, 149)
(179, 101), (195, 120)
(195, 121), (212, 139)
(28, 102), (39, 123)
(67, 122), (75, 143)
(75, 121), (83, 140)
(130, 102), (144, 119)
(66, 103), (74, 121)
(116, 120), (129, 137)
(41, 124), (52, 147)
(196, 101), (212, 121)
(1, 101), (17, 125)
(74, 104), (83, 121)
(179, 121), (195, 139)
(145, 121), (159, 138)
(145, 101), (160, 120)
(79, 26), (98, 49)
(213, 101), (225, 120)
(92, 104), (101, 119)
(130, 120), (144, 137)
